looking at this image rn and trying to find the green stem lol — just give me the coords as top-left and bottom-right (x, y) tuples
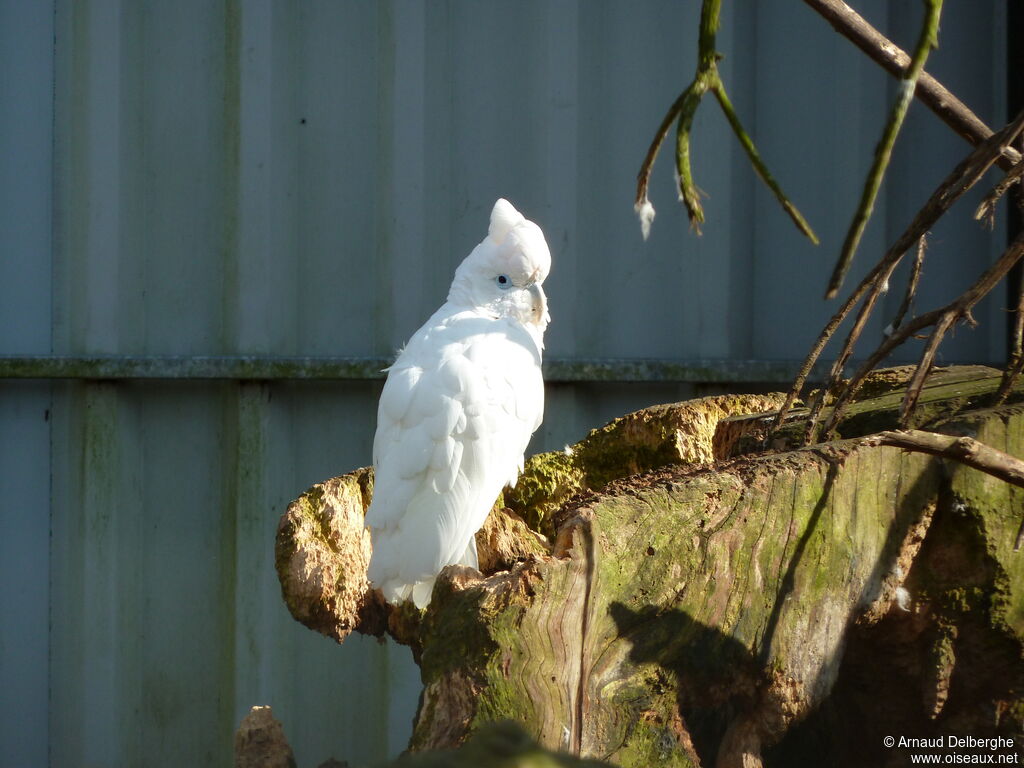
(673, 0), (722, 231)
(636, 0), (818, 244)
(712, 80), (820, 244)
(825, 0), (944, 299)
(675, 81), (711, 231)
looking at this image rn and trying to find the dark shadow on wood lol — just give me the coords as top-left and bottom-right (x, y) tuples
(765, 471), (1024, 767)
(757, 458), (840, 666)
(609, 602), (760, 767)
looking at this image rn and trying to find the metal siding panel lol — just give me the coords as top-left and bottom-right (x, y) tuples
(721, 3), (758, 360)
(226, 383), (279, 725)
(881, 1), (1008, 364)
(751, 0), (891, 360)
(49, 382), (145, 766)
(48, 383), (89, 765)
(137, 3), (230, 354)
(420, 1), (458, 344)
(0, 387), (52, 765)
(0, 1), (53, 763)
(129, 385), (233, 763)
(0, 0), (54, 352)
(275, 380), (420, 764)
(233, 0), (286, 354)
(294, 1), (384, 357)
(537, 0), (579, 362)
(374, 1), (426, 351)
(61, 0), (125, 354)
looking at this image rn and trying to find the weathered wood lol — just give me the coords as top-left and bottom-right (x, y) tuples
(234, 707), (297, 768)
(507, 394), (787, 538)
(274, 470), (385, 642)
(276, 393), (787, 640)
(723, 365), (1022, 458)
(275, 369), (1024, 767)
(410, 409), (1024, 766)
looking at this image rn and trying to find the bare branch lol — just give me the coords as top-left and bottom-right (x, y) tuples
(898, 312), (955, 424)
(772, 111), (1024, 439)
(996, 281), (1024, 407)
(802, 0), (1021, 171)
(868, 430), (1024, 550)
(975, 160), (1024, 227)
(865, 429), (1024, 489)
(889, 236), (927, 336)
(635, 89), (691, 234)
(711, 80), (819, 244)
(821, 231), (1024, 438)
(675, 82), (710, 232)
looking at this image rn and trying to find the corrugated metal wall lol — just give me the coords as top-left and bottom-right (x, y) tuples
(0, 1), (1009, 765)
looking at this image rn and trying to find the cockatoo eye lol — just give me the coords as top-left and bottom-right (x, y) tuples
(496, 274), (512, 290)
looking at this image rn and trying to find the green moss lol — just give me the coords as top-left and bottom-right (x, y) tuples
(507, 395), (787, 540)
(505, 451), (585, 538)
(419, 585), (501, 685)
(401, 371), (1024, 762)
(612, 715), (699, 768)
(391, 721), (616, 767)
(761, 366), (1024, 451)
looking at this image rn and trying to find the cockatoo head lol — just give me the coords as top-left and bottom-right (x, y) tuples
(448, 199), (551, 333)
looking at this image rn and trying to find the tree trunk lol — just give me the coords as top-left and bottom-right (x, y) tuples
(275, 367), (1024, 767)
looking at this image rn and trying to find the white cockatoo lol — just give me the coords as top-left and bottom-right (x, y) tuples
(366, 199), (552, 608)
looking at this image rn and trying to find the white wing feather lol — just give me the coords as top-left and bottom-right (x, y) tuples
(365, 308), (543, 607)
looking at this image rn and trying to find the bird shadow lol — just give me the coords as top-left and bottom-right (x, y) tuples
(608, 601), (760, 767)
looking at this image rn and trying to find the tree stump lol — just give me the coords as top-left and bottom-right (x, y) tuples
(275, 369), (1024, 767)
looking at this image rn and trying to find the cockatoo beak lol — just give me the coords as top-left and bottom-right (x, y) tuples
(527, 282), (548, 327)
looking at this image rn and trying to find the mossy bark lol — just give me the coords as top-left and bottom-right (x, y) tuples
(275, 371), (1024, 767)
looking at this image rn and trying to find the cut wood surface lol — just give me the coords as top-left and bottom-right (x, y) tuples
(275, 369), (1024, 767)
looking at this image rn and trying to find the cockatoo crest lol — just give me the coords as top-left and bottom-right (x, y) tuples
(488, 198), (524, 243)
(448, 200), (551, 340)
(365, 199), (551, 608)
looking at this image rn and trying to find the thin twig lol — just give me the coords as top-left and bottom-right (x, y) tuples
(771, 111), (1024, 438)
(826, 0), (944, 300)
(867, 428), (1024, 551)
(635, 89), (691, 238)
(899, 312), (956, 422)
(975, 160), (1024, 228)
(996, 280), (1024, 407)
(675, 83), (711, 232)
(711, 80), (819, 244)
(802, 0), (1020, 171)
(821, 231), (1024, 438)
(772, 271), (876, 437)
(888, 235), (927, 335)
(673, 0), (724, 232)
(802, 258), (901, 444)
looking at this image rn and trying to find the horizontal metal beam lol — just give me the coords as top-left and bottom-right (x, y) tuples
(0, 354), (830, 384)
